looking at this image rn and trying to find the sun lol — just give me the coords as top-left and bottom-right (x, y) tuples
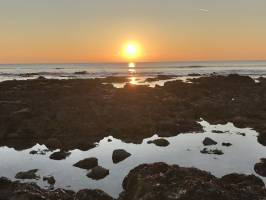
(122, 42), (140, 60)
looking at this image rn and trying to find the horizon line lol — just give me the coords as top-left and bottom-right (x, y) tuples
(1, 59), (266, 65)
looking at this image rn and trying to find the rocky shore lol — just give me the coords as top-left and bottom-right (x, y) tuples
(1, 162), (266, 200)
(1, 74), (266, 151)
(1, 73), (266, 199)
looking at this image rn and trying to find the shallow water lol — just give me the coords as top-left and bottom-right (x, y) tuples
(0, 120), (266, 198)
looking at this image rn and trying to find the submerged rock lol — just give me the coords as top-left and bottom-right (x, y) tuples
(87, 166), (109, 180)
(49, 151), (71, 160)
(254, 158), (266, 177)
(30, 149), (49, 155)
(212, 130), (224, 134)
(203, 137), (217, 146)
(73, 157), (98, 169)
(119, 162), (266, 200)
(15, 169), (40, 180)
(112, 149), (131, 164)
(237, 132), (246, 136)
(222, 142), (232, 147)
(43, 176), (56, 185)
(147, 138), (170, 147)
(200, 148), (224, 155)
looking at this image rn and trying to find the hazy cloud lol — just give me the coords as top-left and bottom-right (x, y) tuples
(199, 8), (209, 12)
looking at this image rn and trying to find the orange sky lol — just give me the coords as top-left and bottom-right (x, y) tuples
(0, 0), (266, 63)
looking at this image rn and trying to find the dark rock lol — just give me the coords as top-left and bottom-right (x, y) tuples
(46, 138), (62, 150)
(222, 142), (232, 147)
(49, 151), (71, 160)
(221, 173), (265, 187)
(156, 120), (178, 136)
(254, 158), (266, 177)
(0, 177), (114, 200)
(107, 139), (112, 142)
(237, 132), (246, 136)
(188, 73), (201, 76)
(30, 149), (49, 155)
(1, 74), (266, 150)
(100, 76), (129, 83)
(203, 137), (217, 146)
(119, 162), (266, 200)
(38, 76), (46, 80)
(0, 177), (75, 200)
(29, 150), (38, 155)
(200, 148), (224, 155)
(12, 108), (32, 118)
(76, 189), (114, 200)
(212, 130), (224, 133)
(87, 166), (109, 180)
(15, 169), (40, 180)
(112, 149), (131, 164)
(74, 71), (87, 75)
(147, 138), (170, 147)
(73, 157), (98, 169)
(43, 176), (56, 185)
(145, 75), (176, 82)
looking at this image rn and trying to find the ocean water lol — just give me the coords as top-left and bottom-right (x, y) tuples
(1, 60), (266, 82)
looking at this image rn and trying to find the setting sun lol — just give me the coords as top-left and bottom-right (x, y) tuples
(122, 42), (141, 60)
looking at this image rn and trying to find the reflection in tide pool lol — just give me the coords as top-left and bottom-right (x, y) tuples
(129, 77), (138, 85)
(0, 120), (266, 198)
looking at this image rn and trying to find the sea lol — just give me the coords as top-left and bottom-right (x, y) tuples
(1, 60), (266, 82)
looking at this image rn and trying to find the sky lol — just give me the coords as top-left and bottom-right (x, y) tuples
(0, 0), (266, 63)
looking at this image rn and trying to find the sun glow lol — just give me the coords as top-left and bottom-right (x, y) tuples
(122, 42), (141, 60)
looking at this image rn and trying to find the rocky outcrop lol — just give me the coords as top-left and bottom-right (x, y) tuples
(0, 177), (113, 200)
(1, 74), (266, 150)
(43, 176), (56, 185)
(49, 151), (71, 160)
(119, 162), (266, 200)
(15, 169), (40, 180)
(203, 137), (217, 146)
(222, 142), (232, 147)
(74, 157), (98, 169)
(76, 189), (114, 200)
(147, 138), (170, 147)
(254, 158), (266, 177)
(112, 149), (131, 164)
(87, 166), (109, 180)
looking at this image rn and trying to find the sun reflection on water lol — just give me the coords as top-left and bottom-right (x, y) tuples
(129, 77), (138, 85)
(128, 62), (135, 68)
(128, 62), (136, 74)
(128, 62), (137, 85)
